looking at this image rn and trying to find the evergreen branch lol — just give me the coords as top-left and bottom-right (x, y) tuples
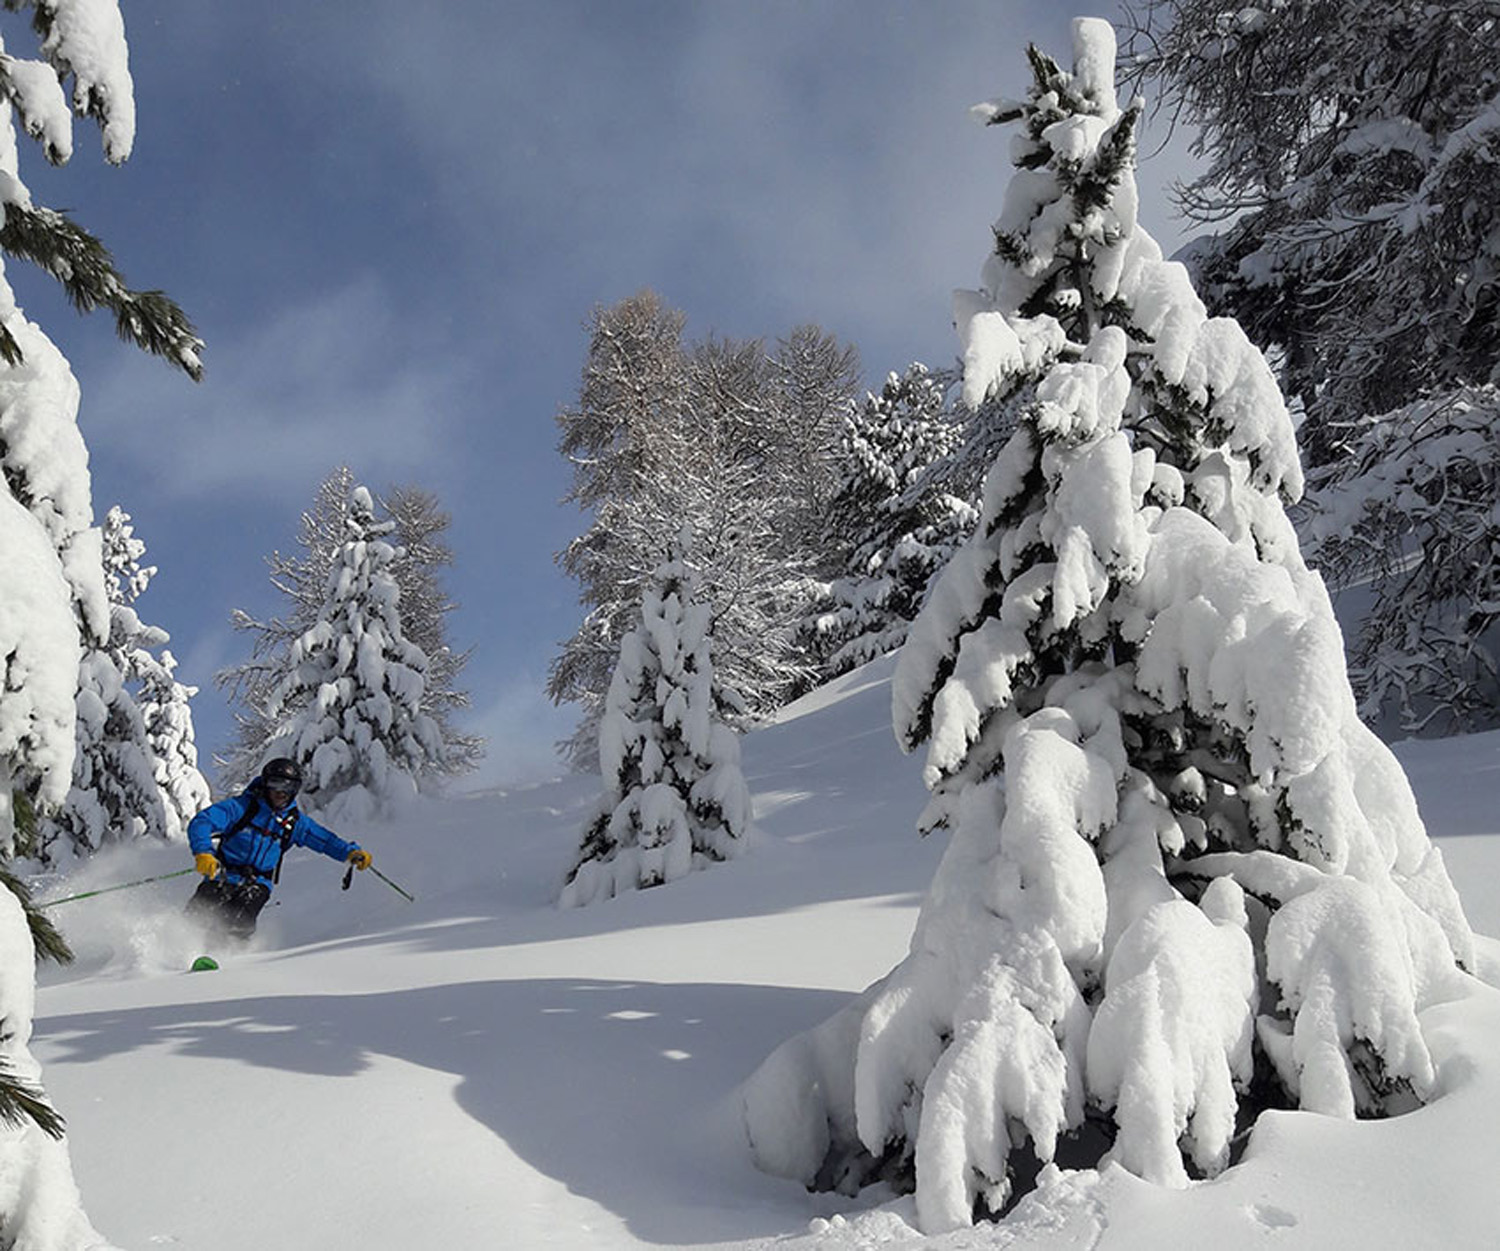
(0, 202), (203, 379)
(7, 788), (38, 861)
(0, 1051), (65, 1140)
(1075, 104), (1142, 219)
(0, 865), (74, 966)
(1025, 43), (1093, 117)
(0, 318), (21, 367)
(1025, 44), (1067, 99)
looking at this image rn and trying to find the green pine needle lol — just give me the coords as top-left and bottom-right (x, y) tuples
(0, 866), (74, 967)
(0, 1055), (65, 1140)
(8, 790), (38, 860)
(0, 202), (203, 380)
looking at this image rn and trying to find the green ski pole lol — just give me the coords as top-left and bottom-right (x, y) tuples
(341, 856), (413, 901)
(372, 866), (415, 902)
(37, 867), (197, 909)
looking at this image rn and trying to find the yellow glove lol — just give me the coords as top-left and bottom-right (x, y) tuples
(347, 848), (372, 871)
(194, 852), (220, 878)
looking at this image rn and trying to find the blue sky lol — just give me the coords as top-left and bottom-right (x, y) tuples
(16, 3), (1199, 792)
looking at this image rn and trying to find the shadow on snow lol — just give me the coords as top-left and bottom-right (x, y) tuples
(36, 976), (848, 1246)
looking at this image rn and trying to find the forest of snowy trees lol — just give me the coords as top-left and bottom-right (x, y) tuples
(549, 293), (864, 766)
(547, 0), (1500, 765)
(542, 1), (1500, 933)
(548, 299), (1024, 772)
(4, 0), (1500, 1245)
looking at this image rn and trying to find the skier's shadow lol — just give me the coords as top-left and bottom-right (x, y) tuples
(36, 976), (846, 1246)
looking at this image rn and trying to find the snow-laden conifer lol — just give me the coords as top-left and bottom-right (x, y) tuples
(101, 506), (211, 840)
(803, 364), (973, 682)
(217, 466), (360, 788)
(0, 268), (107, 848)
(221, 468), (477, 789)
(137, 647), (210, 841)
(1130, 0), (1500, 448)
(561, 536), (751, 907)
(0, 2), (197, 1239)
(36, 506), (209, 858)
(0, 492), (77, 856)
(743, 20), (1476, 1232)
(37, 635), (166, 859)
(104, 505), (210, 841)
(261, 485), (446, 821)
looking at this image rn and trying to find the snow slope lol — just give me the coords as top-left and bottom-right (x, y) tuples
(28, 654), (1500, 1249)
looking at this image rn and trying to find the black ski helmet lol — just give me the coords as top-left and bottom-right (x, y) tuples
(261, 757), (303, 794)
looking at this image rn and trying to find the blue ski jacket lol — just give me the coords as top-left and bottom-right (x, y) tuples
(188, 786), (360, 888)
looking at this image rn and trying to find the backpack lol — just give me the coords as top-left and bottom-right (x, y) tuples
(215, 786), (299, 884)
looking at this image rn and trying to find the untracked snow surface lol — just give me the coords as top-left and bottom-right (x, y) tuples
(28, 654), (1500, 1249)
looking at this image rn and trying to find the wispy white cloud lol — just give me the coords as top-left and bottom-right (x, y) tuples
(79, 275), (473, 504)
(305, 2), (1204, 381)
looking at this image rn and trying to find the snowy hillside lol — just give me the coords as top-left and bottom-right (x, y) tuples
(28, 655), (1500, 1249)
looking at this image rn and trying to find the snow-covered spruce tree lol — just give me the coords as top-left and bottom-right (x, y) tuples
(1128, 0), (1500, 727)
(1128, 0), (1500, 443)
(220, 468), (477, 788)
(0, 2), (200, 1240)
(218, 466), (358, 787)
(802, 363), (974, 682)
(262, 465), (359, 638)
(99, 505), (212, 836)
(742, 20), (1475, 1233)
(258, 485), (446, 821)
(102, 506), (210, 838)
(560, 535), (751, 907)
(35, 506), (209, 858)
(137, 647), (210, 841)
(36, 507), (170, 859)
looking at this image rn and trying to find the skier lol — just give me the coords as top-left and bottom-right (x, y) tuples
(186, 757), (372, 940)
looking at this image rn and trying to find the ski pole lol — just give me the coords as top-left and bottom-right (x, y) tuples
(37, 867), (197, 909)
(340, 861), (415, 901)
(372, 866), (415, 902)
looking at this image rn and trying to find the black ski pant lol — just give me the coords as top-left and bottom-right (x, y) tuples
(186, 876), (271, 940)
